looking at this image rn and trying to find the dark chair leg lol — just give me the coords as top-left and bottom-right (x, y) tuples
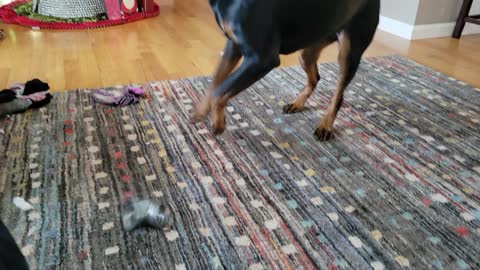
(453, 0), (474, 38)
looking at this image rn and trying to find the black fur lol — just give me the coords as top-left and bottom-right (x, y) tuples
(200, 0), (380, 139)
(0, 219), (29, 270)
(0, 89), (17, 104)
(24, 79), (50, 96)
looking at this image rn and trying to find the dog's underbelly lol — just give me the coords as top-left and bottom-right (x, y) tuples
(278, 27), (340, 55)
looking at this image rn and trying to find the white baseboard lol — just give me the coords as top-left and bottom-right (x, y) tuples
(378, 16), (414, 39)
(412, 22), (480, 39)
(379, 15), (480, 40)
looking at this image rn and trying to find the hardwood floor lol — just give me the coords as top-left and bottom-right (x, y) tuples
(1, 0), (479, 91)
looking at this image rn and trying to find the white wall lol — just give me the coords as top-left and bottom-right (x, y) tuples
(416, 0), (480, 24)
(380, 0), (419, 25)
(379, 0), (480, 40)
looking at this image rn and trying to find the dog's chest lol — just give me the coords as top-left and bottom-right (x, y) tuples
(210, 0), (243, 41)
(213, 13), (237, 41)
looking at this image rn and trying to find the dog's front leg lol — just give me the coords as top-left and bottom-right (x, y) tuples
(191, 40), (241, 123)
(209, 56), (280, 134)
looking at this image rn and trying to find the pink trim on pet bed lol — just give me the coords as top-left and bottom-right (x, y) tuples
(0, 0), (159, 30)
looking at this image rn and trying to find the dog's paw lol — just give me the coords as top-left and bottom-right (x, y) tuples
(283, 103), (304, 114)
(314, 127), (334, 141)
(190, 112), (207, 124)
(212, 119), (226, 135)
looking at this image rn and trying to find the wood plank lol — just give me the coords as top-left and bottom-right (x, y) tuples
(0, 0), (479, 91)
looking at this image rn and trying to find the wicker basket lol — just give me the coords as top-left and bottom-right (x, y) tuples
(36, 0), (106, 18)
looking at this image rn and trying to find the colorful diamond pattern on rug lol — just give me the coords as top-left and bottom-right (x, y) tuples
(0, 56), (479, 269)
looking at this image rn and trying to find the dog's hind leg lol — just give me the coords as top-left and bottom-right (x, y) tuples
(315, 0), (379, 141)
(314, 32), (356, 141)
(283, 39), (336, 114)
(191, 40), (242, 123)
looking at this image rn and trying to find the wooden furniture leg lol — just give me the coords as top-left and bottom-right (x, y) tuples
(453, 0), (477, 38)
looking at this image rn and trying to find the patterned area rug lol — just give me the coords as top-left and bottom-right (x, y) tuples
(1, 55), (479, 270)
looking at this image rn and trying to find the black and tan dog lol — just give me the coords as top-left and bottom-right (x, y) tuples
(191, 0), (380, 141)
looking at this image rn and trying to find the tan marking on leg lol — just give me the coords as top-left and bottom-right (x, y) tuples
(315, 33), (351, 140)
(211, 95), (230, 135)
(284, 42), (329, 114)
(191, 45), (240, 123)
(222, 21), (238, 43)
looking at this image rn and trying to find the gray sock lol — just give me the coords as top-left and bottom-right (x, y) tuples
(0, 99), (32, 118)
(123, 200), (173, 232)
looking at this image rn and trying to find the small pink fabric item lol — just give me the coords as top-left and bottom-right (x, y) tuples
(105, 0), (122, 20)
(18, 91), (49, 102)
(9, 83), (25, 95)
(127, 86), (144, 96)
